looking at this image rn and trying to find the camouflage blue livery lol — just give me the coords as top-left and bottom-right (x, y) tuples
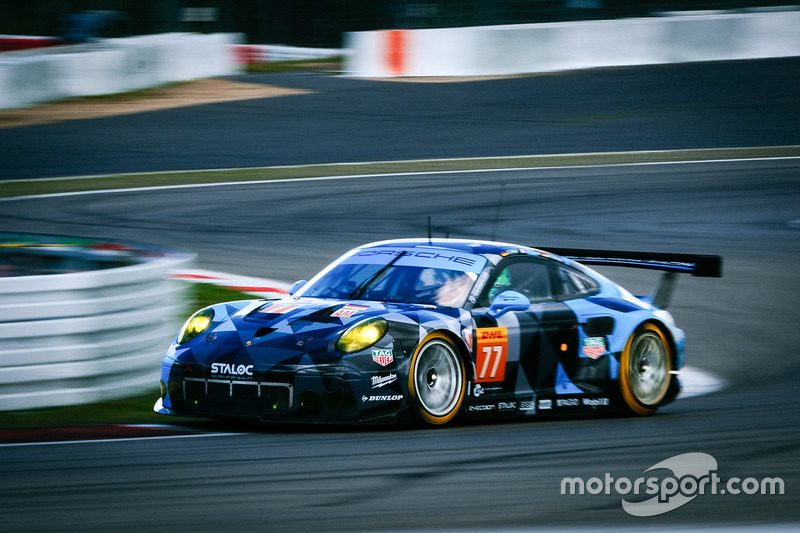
(155, 239), (721, 426)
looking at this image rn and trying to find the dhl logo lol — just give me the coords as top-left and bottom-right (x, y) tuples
(475, 328), (508, 383)
(479, 327), (507, 340)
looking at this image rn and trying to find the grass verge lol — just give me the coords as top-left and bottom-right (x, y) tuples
(2, 146), (799, 200)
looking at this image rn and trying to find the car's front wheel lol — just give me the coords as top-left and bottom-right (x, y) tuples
(408, 334), (465, 426)
(619, 322), (672, 415)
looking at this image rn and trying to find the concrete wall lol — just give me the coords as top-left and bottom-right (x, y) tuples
(345, 9), (800, 77)
(0, 32), (242, 110)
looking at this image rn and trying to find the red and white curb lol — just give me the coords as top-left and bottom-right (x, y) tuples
(170, 268), (291, 299)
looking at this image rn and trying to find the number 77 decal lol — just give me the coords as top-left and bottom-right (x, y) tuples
(475, 327), (508, 382)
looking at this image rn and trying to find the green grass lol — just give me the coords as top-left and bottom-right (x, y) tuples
(191, 282), (256, 310)
(0, 392), (175, 429)
(0, 283), (254, 429)
(244, 57), (343, 73)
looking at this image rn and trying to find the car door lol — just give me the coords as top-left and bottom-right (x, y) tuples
(469, 256), (579, 408)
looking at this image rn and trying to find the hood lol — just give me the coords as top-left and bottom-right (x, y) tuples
(244, 298), (387, 326)
(178, 298), (427, 373)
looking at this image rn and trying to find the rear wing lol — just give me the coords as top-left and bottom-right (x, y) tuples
(545, 248), (723, 309)
(545, 248), (722, 278)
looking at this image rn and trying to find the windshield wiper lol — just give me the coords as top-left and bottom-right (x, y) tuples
(348, 251), (407, 300)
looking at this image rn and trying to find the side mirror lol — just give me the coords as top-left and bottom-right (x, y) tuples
(288, 280), (307, 296)
(488, 290), (530, 317)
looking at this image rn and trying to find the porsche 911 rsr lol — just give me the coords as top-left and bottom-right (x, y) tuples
(155, 239), (721, 426)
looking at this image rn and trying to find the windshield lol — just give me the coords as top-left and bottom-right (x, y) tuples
(297, 247), (487, 308)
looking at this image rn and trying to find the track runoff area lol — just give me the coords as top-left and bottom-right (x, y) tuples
(6, 146), (798, 404)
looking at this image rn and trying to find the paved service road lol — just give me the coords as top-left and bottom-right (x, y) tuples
(1, 58), (799, 179)
(0, 59), (798, 531)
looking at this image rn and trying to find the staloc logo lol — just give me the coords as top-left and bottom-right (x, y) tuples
(211, 362), (254, 376)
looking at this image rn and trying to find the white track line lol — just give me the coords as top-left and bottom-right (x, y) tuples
(0, 430), (245, 448)
(2, 153), (799, 202)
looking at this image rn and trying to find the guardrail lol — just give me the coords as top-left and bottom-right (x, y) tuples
(345, 8), (800, 77)
(0, 234), (195, 411)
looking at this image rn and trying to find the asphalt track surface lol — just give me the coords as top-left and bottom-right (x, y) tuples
(1, 58), (799, 179)
(1, 58), (799, 531)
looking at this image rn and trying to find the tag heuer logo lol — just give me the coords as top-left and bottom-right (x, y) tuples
(372, 349), (394, 366)
(582, 336), (607, 359)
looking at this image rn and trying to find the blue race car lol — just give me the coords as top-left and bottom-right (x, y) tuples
(155, 239), (721, 426)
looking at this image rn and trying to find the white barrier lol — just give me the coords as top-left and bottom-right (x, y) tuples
(344, 8), (800, 77)
(234, 44), (345, 64)
(0, 237), (194, 411)
(0, 32), (243, 110)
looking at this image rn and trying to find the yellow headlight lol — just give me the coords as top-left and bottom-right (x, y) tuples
(177, 308), (214, 344)
(336, 317), (388, 353)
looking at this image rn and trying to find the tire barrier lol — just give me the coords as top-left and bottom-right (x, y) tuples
(0, 234), (195, 411)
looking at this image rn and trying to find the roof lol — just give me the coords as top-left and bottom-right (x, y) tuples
(360, 238), (546, 258)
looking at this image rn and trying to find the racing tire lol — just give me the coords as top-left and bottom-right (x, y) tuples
(408, 334), (466, 427)
(619, 323), (672, 416)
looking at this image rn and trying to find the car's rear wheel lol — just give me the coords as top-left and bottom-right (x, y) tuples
(408, 334), (465, 426)
(619, 323), (672, 415)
